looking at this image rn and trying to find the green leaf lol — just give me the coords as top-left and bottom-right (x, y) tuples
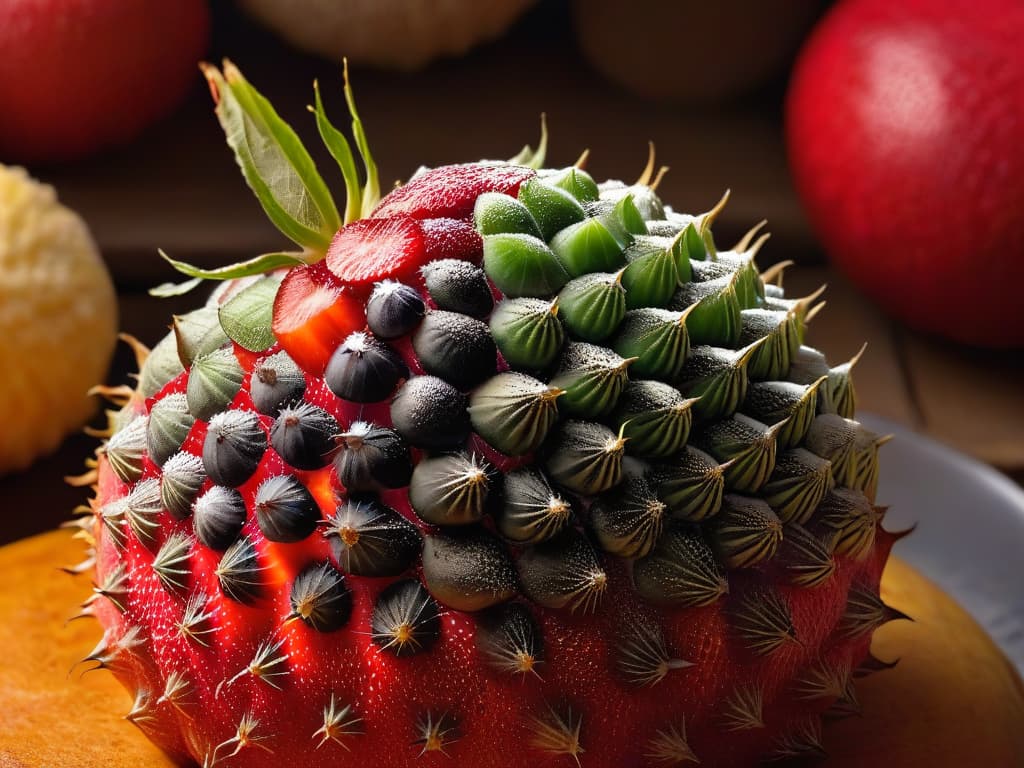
(218, 276), (282, 352)
(149, 277), (204, 298)
(204, 62), (340, 251)
(312, 80), (361, 224)
(343, 60), (380, 217)
(157, 250), (305, 282)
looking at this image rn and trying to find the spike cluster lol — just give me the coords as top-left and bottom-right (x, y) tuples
(73, 62), (907, 768)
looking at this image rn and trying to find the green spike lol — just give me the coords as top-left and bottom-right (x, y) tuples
(186, 347), (244, 422)
(592, 194), (647, 247)
(714, 229), (770, 309)
(546, 166), (599, 203)
(804, 414), (859, 487)
(612, 380), (695, 459)
(489, 298), (565, 371)
(508, 113), (549, 168)
(517, 177), (587, 241)
(851, 426), (891, 502)
(549, 216), (625, 277)
(737, 308), (800, 381)
(670, 272), (743, 348)
(482, 233), (570, 298)
(694, 414), (783, 494)
(611, 307), (692, 382)
(814, 488), (877, 560)
(742, 378), (826, 449)
(557, 272), (627, 342)
(548, 343), (633, 418)
(620, 237), (679, 309)
(709, 495), (783, 569)
(173, 306), (229, 369)
(650, 446), (727, 522)
(633, 526), (728, 608)
(761, 448), (834, 525)
(474, 192), (543, 237)
(677, 341), (764, 423)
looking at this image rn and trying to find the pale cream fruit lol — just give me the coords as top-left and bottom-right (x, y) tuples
(238, 0), (536, 70)
(0, 165), (117, 473)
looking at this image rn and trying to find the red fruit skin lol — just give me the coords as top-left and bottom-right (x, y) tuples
(92, 444), (891, 768)
(372, 164), (536, 220)
(325, 215), (430, 285)
(0, 0), (210, 163)
(421, 217), (484, 263)
(272, 262), (366, 375)
(786, 0), (1024, 347)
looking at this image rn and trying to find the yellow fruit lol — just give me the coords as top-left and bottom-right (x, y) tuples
(1, 531), (1021, 766)
(0, 165), (117, 473)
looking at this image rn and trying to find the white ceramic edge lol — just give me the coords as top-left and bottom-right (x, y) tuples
(861, 413), (1024, 675)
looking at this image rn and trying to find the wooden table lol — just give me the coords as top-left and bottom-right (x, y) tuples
(1, 5), (1021, 545)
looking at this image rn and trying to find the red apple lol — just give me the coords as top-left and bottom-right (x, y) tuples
(0, 0), (210, 163)
(786, 0), (1024, 347)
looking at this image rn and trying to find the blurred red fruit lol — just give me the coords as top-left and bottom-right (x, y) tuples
(0, 0), (210, 163)
(786, 0), (1024, 347)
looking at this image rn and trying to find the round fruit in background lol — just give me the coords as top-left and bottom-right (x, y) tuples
(787, 0), (1024, 348)
(238, 0), (536, 70)
(0, 164), (117, 473)
(0, 0), (210, 163)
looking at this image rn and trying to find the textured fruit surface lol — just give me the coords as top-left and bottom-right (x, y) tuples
(73, 65), (913, 768)
(787, 0), (1024, 347)
(8, 533), (1023, 766)
(0, 0), (209, 162)
(0, 164), (116, 473)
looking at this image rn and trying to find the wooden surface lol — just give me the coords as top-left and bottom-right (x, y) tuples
(0, 3), (1021, 546)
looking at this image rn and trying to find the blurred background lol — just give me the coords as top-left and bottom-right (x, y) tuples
(0, 0), (1021, 543)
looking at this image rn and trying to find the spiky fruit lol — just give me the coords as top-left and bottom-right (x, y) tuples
(76, 63), (907, 768)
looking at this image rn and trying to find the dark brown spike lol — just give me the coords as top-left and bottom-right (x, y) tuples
(765, 719), (827, 763)
(730, 586), (797, 656)
(825, 677), (862, 720)
(528, 704), (584, 765)
(719, 685), (764, 731)
(615, 617), (693, 687)
(778, 524), (836, 589)
(158, 670), (196, 716)
(224, 637), (290, 691)
(516, 530), (607, 614)
(313, 694), (362, 750)
(793, 660), (850, 701)
(176, 590), (218, 647)
(414, 711), (459, 756)
(153, 532), (193, 594)
(633, 526), (728, 608)
(370, 579), (441, 657)
(90, 561), (129, 612)
(836, 583), (912, 640)
(854, 650), (900, 678)
(645, 720), (699, 765)
(476, 602), (544, 677)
